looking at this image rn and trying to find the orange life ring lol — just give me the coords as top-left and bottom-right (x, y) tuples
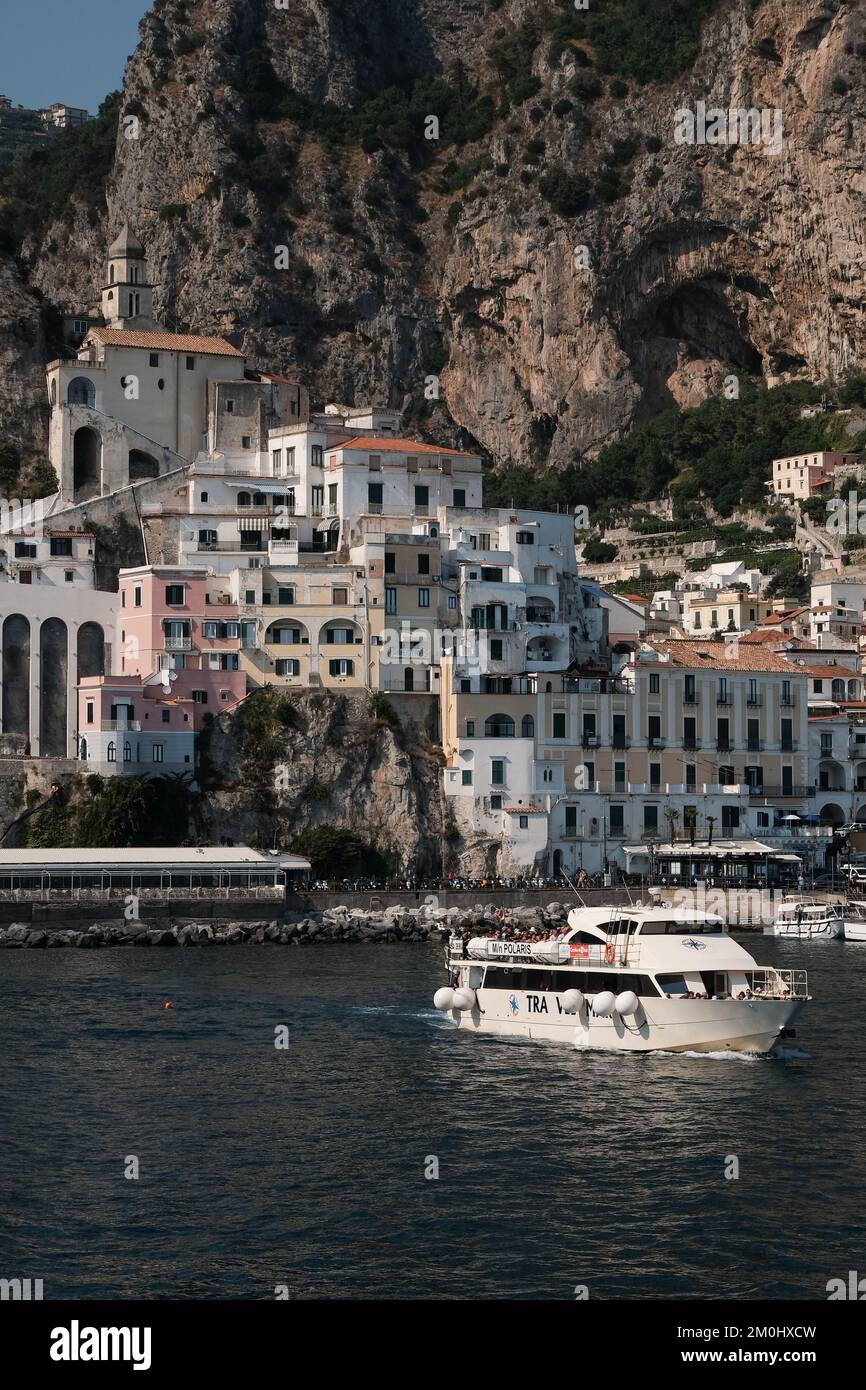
(604, 944), (615, 965)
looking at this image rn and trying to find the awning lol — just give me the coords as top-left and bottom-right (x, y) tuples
(224, 480), (294, 493)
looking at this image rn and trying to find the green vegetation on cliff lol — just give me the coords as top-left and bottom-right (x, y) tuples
(545, 0), (721, 85)
(23, 773), (197, 849)
(0, 93), (121, 256)
(291, 826), (396, 881)
(485, 381), (865, 521)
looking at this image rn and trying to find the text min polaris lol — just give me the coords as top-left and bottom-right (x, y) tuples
(434, 902), (809, 1054)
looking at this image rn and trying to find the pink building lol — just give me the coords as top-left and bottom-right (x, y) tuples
(77, 674), (195, 774)
(117, 566), (246, 728)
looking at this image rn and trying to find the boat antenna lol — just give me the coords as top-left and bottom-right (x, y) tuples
(560, 866), (587, 907)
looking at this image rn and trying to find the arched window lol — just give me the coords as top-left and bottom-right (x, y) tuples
(123, 742), (131, 763)
(107, 741), (116, 763)
(521, 714), (535, 738)
(237, 491), (251, 507)
(253, 492), (266, 506)
(832, 679), (845, 700)
(110, 266), (115, 284)
(68, 377), (96, 407)
(485, 713), (515, 738)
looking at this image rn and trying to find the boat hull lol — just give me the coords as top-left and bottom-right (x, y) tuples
(843, 921), (866, 942)
(447, 991), (806, 1054)
(770, 921), (842, 940)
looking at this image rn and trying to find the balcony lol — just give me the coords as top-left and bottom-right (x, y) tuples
(99, 719), (141, 732)
(683, 738), (698, 751)
(747, 696), (763, 707)
(581, 734), (599, 749)
(164, 636), (193, 651)
(749, 785), (815, 799)
(717, 695), (732, 706)
(780, 740), (796, 752)
(746, 739), (762, 752)
(683, 695), (698, 705)
(611, 736), (629, 750)
(647, 737), (665, 750)
(270, 539), (298, 559)
(780, 697), (796, 707)
(716, 739), (731, 752)
(562, 677), (629, 695)
(195, 541), (264, 553)
(525, 607), (558, 624)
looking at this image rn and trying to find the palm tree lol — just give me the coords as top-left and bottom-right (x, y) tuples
(664, 806), (679, 843)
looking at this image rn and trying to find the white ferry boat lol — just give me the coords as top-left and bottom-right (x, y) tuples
(843, 900), (866, 942)
(433, 902), (809, 1054)
(770, 898), (844, 940)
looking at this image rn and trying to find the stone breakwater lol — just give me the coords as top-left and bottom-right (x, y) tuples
(0, 902), (572, 948)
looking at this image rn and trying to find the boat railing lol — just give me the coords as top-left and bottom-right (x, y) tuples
(745, 967), (809, 1000)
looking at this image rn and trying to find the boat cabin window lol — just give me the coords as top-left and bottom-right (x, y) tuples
(656, 973), (689, 996)
(571, 930), (607, 944)
(484, 967), (659, 996)
(638, 920), (723, 935)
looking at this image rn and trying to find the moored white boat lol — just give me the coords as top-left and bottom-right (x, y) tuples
(434, 902), (809, 1055)
(771, 898), (844, 940)
(843, 900), (866, 942)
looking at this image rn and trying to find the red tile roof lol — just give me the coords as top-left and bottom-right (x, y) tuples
(328, 436), (477, 457)
(640, 638), (804, 673)
(88, 328), (242, 356)
(802, 664), (862, 679)
(740, 628), (789, 644)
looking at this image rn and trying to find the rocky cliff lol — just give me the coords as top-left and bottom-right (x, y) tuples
(2, 0), (865, 481)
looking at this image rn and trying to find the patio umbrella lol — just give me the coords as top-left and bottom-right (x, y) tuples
(781, 814), (801, 822)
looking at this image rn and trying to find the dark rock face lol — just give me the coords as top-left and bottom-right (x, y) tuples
(2, 1), (864, 481)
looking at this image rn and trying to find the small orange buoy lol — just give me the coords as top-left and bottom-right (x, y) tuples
(163, 1001), (174, 1010)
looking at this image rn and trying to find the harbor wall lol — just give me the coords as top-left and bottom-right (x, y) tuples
(0, 885), (844, 932)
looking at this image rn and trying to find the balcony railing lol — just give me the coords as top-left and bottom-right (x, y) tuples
(612, 737), (629, 749)
(747, 696), (763, 707)
(780, 740), (796, 752)
(683, 693), (698, 704)
(746, 739), (762, 752)
(99, 719), (141, 732)
(716, 739), (731, 751)
(164, 636), (193, 651)
(562, 677), (629, 695)
(749, 785), (815, 798)
(683, 738), (698, 750)
(195, 541), (264, 553)
(581, 734), (599, 748)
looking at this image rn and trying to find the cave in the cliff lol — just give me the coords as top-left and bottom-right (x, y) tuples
(628, 278), (764, 419)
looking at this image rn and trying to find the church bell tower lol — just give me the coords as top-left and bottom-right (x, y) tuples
(100, 222), (158, 329)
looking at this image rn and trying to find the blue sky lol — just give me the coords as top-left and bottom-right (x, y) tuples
(1, 1), (149, 114)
